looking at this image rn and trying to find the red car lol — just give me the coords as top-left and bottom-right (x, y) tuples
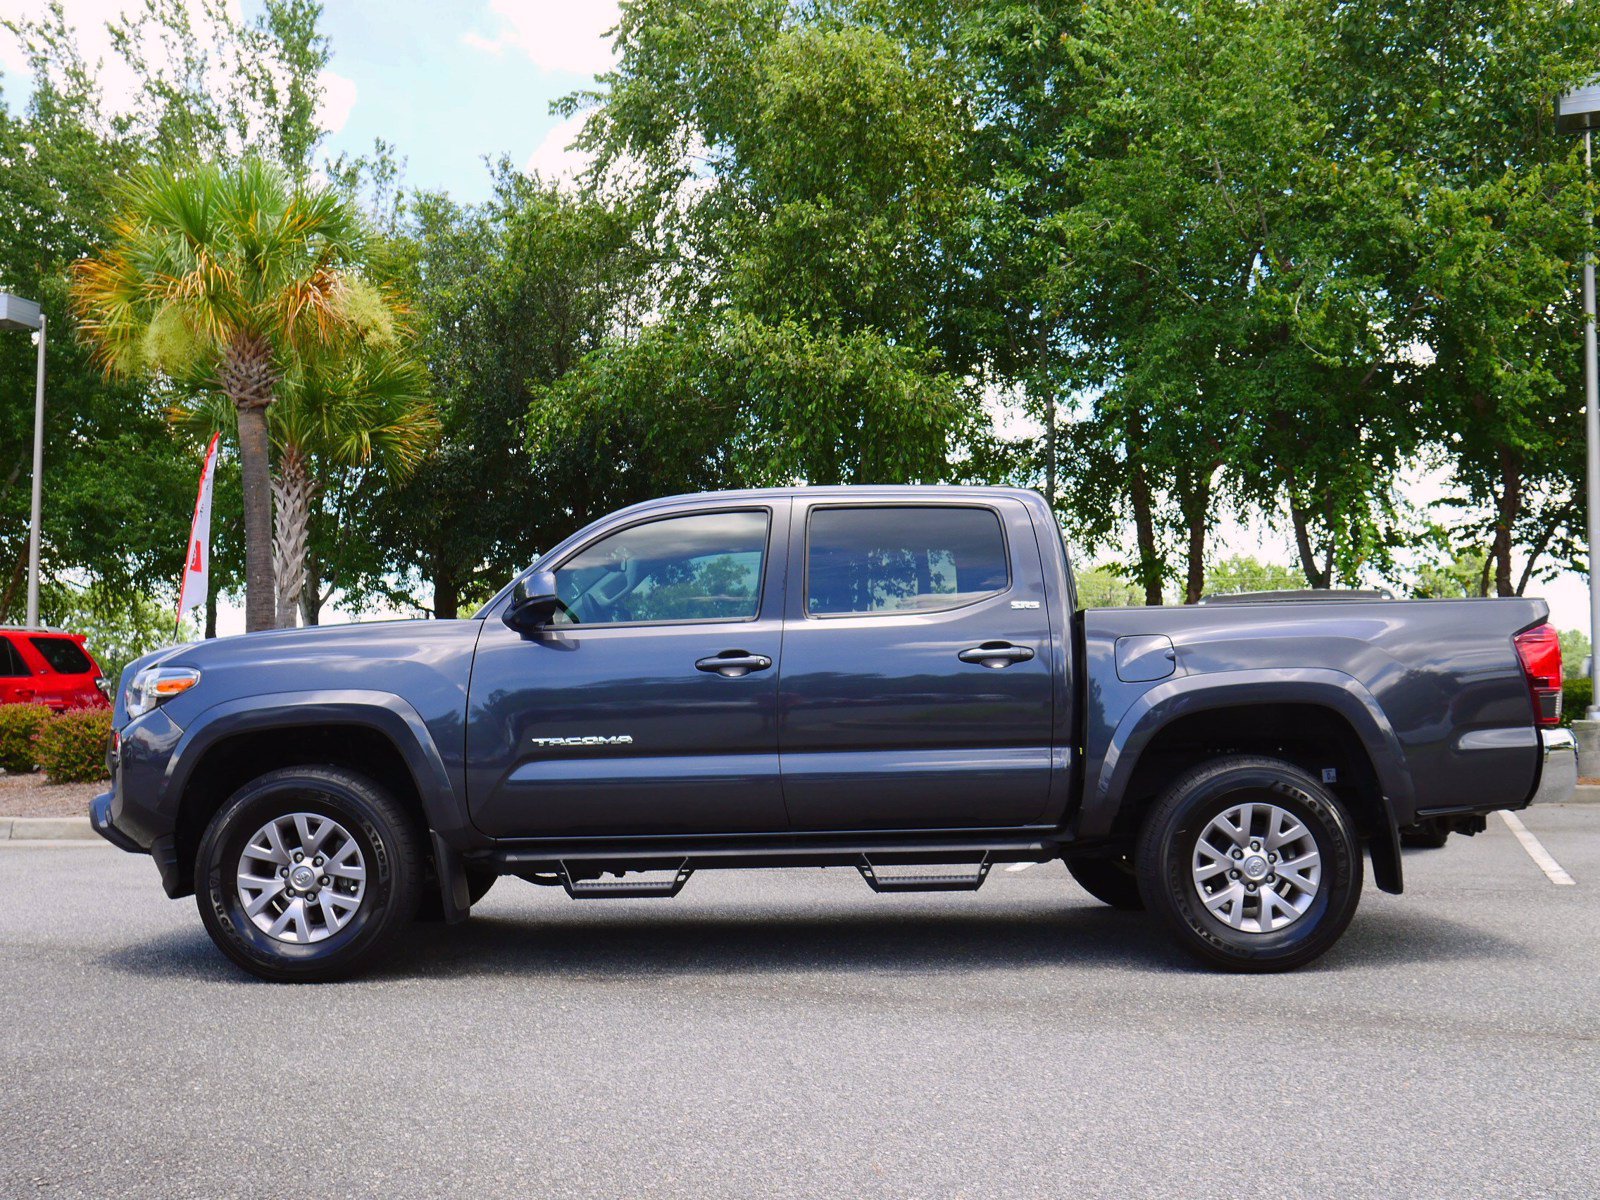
(0, 628), (110, 710)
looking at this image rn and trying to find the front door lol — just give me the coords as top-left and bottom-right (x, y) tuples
(778, 499), (1055, 830)
(467, 502), (790, 837)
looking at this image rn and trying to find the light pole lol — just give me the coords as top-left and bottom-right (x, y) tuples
(1558, 85), (1600, 718)
(0, 293), (45, 628)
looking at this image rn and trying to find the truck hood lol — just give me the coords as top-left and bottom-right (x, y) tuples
(117, 618), (486, 731)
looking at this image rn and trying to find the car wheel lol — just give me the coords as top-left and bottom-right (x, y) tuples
(195, 766), (423, 983)
(1062, 852), (1145, 910)
(1136, 755), (1363, 972)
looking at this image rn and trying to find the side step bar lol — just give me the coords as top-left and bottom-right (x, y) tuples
(557, 860), (692, 899)
(857, 854), (992, 893)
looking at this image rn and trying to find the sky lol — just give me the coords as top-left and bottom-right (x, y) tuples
(1, 0), (1593, 634)
(0, 0), (613, 200)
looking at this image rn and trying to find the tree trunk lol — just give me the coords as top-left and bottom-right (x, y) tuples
(1288, 495), (1332, 589)
(0, 543), (25, 622)
(272, 442), (315, 627)
(301, 543), (321, 626)
(433, 547), (459, 620)
(205, 588), (217, 639)
(1180, 469), (1213, 605)
(222, 335), (279, 633)
(1042, 381), (1056, 514)
(1125, 408), (1163, 606)
(1492, 445), (1521, 598)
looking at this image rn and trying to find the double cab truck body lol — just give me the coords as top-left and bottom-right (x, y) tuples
(93, 487), (1576, 980)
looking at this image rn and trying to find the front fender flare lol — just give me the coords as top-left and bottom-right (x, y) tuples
(163, 690), (477, 847)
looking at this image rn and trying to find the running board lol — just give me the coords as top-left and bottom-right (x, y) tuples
(557, 860), (693, 899)
(857, 854), (992, 893)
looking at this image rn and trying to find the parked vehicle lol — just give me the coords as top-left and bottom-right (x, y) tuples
(0, 627), (109, 711)
(92, 487), (1576, 981)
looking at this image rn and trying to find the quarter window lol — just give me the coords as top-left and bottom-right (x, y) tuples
(30, 636), (92, 675)
(553, 510), (769, 626)
(806, 506), (1009, 616)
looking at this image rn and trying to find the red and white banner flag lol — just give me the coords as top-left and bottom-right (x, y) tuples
(176, 433), (220, 634)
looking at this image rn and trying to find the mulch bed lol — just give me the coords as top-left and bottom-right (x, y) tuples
(0, 772), (104, 818)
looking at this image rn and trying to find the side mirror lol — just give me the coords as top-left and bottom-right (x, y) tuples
(503, 573), (564, 635)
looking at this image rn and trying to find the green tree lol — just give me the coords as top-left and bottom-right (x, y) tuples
(0, 66), (197, 623)
(558, 0), (993, 498)
(71, 159), (374, 630)
(1204, 556), (1306, 597)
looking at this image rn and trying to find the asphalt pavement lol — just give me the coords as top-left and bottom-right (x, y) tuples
(1, 804), (1595, 1200)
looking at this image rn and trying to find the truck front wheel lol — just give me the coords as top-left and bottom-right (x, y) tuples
(1136, 756), (1363, 972)
(194, 766), (424, 982)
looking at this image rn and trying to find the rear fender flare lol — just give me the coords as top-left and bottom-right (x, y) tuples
(1083, 669), (1411, 890)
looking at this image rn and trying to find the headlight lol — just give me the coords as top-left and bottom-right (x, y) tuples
(126, 667), (201, 717)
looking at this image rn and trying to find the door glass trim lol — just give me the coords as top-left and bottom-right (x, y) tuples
(541, 506), (776, 630)
(801, 503), (1013, 621)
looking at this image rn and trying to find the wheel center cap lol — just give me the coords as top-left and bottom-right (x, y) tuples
(290, 864), (317, 890)
(1242, 854), (1269, 881)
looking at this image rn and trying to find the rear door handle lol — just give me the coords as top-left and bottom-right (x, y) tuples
(695, 651), (773, 678)
(957, 642), (1035, 669)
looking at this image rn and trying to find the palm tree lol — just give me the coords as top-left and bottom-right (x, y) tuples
(72, 159), (368, 631)
(182, 337), (439, 624)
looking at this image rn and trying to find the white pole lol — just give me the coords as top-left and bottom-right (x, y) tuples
(1586, 131), (1600, 716)
(24, 310), (44, 630)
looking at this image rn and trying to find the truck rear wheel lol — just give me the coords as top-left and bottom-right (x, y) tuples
(1062, 853), (1145, 910)
(1136, 755), (1362, 972)
(195, 766), (423, 983)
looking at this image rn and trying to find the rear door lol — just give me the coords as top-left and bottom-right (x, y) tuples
(466, 500), (791, 837)
(777, 497), (1055, 830)
(0, 636), (36, 704)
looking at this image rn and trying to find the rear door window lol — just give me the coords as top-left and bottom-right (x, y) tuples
(0, 638), (28, 676)
(29, 636), (93, 675)
(806, 506), (1010, 616)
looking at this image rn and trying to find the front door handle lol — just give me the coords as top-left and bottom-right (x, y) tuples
(695, 650), (773, 678)
(957, 642), (1035, 669)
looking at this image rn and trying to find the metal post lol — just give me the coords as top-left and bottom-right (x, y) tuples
(1586, 131), (1600, 717)
(25, 313), (44, 628)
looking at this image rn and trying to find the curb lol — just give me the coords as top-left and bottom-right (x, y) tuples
(1571, 784), (1600, 805)
(0, 816), (98, 841)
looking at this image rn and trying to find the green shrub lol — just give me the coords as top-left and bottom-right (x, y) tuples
(0, 703), (52, 774)
(33, 707), (113, 784)
(1562, 676), (1592, 727)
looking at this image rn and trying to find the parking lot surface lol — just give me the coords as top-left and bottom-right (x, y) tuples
(2, 804), (1595, 1200)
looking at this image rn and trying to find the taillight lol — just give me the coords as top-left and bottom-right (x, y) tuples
(1514, 623), (1563, 727)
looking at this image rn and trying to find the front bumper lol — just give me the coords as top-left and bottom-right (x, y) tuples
(1529, 727), (1577, 806)
(90, 791), (144, 854)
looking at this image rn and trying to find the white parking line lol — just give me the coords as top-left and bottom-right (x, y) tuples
(1498, 810), (1576, 886)
(1005, 861), (1038, 873)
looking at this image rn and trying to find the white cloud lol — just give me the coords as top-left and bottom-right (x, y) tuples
(525, 110), (591, 183)
(317, 69), (357, 137)
(463, 0), (620, 76)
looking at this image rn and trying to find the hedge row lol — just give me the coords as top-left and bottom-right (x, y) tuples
(0, 703), (112, 783)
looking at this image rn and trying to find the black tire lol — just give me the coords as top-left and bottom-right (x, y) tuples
(415, 865), (499, 922)
(1136, 755), (1363, 973)
(1401, 818), (1451, 850)
(195, 766), (423, 983)
(1062, 852), (1145, 910)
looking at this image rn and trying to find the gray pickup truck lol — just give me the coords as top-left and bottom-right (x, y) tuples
(93, 486), (1575, 981)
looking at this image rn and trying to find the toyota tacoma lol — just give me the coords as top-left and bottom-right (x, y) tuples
(92, 486), (1577, 980)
